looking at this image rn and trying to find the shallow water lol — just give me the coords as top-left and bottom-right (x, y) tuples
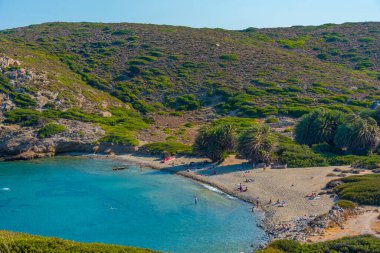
(0, 157), (266, 252)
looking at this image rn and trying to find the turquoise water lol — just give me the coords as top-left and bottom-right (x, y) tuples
(0, 157), (266, 252)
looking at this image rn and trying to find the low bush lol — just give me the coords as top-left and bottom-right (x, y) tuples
(279, 106), (312, 118)
(335, 200), (357, 209)
(336, 174), (380, 205)
(4, 108), (41, 126)
(276, 137), (328, 168)
(12, 93), (37, 108)
(37, 123), (65, 138)
(0, 230), (156, 253)
(258, 235), (380, 253)
(219, 54), (239, 61)
(211, 117), (257, 133)
(141, 142), (192, 155)
(169, 95), (201, 111)
(265, 117), (279, 124)
(99, 132), (139, 146)
(327, 155), (361, 166)
(352, 155), (380, 170)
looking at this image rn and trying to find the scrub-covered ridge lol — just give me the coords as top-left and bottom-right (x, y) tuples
(0, 22), (380, 159)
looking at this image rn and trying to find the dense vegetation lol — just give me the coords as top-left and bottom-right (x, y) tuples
(336, 174), (380, 205)
(237, 124), (277, 165)
(1, 22), (380, 121)
(141, 141), (192, 155)
(0, 230), (158, 253)
(194, 124), (236, 162)
(192, 107), (380, 168)
(1, 22), (380, 151)
(258, 235), (380, 253)
(37, 123), (65, 138)
(295, 108), (380, 155)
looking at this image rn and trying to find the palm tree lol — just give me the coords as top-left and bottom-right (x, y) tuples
(194, 123), (236, 162)
(237, 124), (277, 165)
(334, 114), (379, 155)
(295, 109), (345, 146)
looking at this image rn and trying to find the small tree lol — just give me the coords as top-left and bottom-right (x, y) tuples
(194, 124), (236, 162)
(237, 124), (277, 165)
(334, 115), (379, 155)
(295, 109), (345, 146)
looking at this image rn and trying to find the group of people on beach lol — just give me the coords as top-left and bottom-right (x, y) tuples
(237, 183), (248, 192)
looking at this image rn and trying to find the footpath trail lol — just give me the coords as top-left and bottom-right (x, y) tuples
(310, 207), (380, 242)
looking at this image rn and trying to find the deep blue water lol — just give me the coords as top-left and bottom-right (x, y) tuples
(0, 157), (265, 253)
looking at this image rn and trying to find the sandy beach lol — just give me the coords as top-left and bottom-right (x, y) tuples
(87, 153), (378, 242)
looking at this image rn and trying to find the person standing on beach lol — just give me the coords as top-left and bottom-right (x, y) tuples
(256, 197), (260, 208)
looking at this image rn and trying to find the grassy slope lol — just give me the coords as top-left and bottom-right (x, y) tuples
(258, 235), (380, 253)
(1, 22), (379, 118)
(0, 38), (125, 112)
(258, 22), (380, 73)
(0, 230), (158, 253)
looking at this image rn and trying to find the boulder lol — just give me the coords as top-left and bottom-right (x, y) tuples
(326, 180), (343, 189)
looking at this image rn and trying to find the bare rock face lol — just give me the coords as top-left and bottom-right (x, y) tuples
(0, 56), (20, 70)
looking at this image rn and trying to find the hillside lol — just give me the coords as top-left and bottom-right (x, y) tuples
(0, 230), (158, 253)
(0, 22), (379, 158)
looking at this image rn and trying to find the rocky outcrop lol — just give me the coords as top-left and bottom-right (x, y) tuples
(0, 119), (136, 160)
(0, 56), (20, 69)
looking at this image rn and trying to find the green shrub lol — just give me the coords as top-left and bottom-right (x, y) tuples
(184, 122), (194, 128)
(112, 29), (132, 36)
(245, 87), (266, 96)
(0, 230), (156, 253)
(358, 37), (375, 43)
(348, 99), (372, 108)
(259, 235), (380, 253)
(337, 174), (380, 205)
(4, 108), (41, 126)
(352, 155), (380, 170)
(141, 142), (192, 155)
(276, 136), (328, 168)
(172, 95), (201, 111)
(169, 111), (183, 116)
(316, 53), (328, 60)
(265, 117), (279, 124)
(99, 132), (139, 146)
(37, 123), (65, 138)
(277, 38), (306, 49)
(13, 93), (37, 108)
(267, 239), (300, 252)
(211, 117), (257, 133)
(279, 106), (311, 118)
(356, 60), (374, 70)
(335, 200), (357, 209)
(219, 54), (239, 61)
(328, 155), (361, 166)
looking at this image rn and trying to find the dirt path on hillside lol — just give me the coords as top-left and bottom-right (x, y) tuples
(310, 207), (380, 242)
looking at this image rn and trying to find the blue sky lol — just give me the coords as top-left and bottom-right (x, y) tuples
(0, 0), (379, 30)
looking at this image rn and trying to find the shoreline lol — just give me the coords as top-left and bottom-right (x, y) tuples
(5, 152), (380, 244)
(78, 153), (376, 243)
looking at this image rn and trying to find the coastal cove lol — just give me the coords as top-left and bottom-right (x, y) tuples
(0, 157), (266, 253)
